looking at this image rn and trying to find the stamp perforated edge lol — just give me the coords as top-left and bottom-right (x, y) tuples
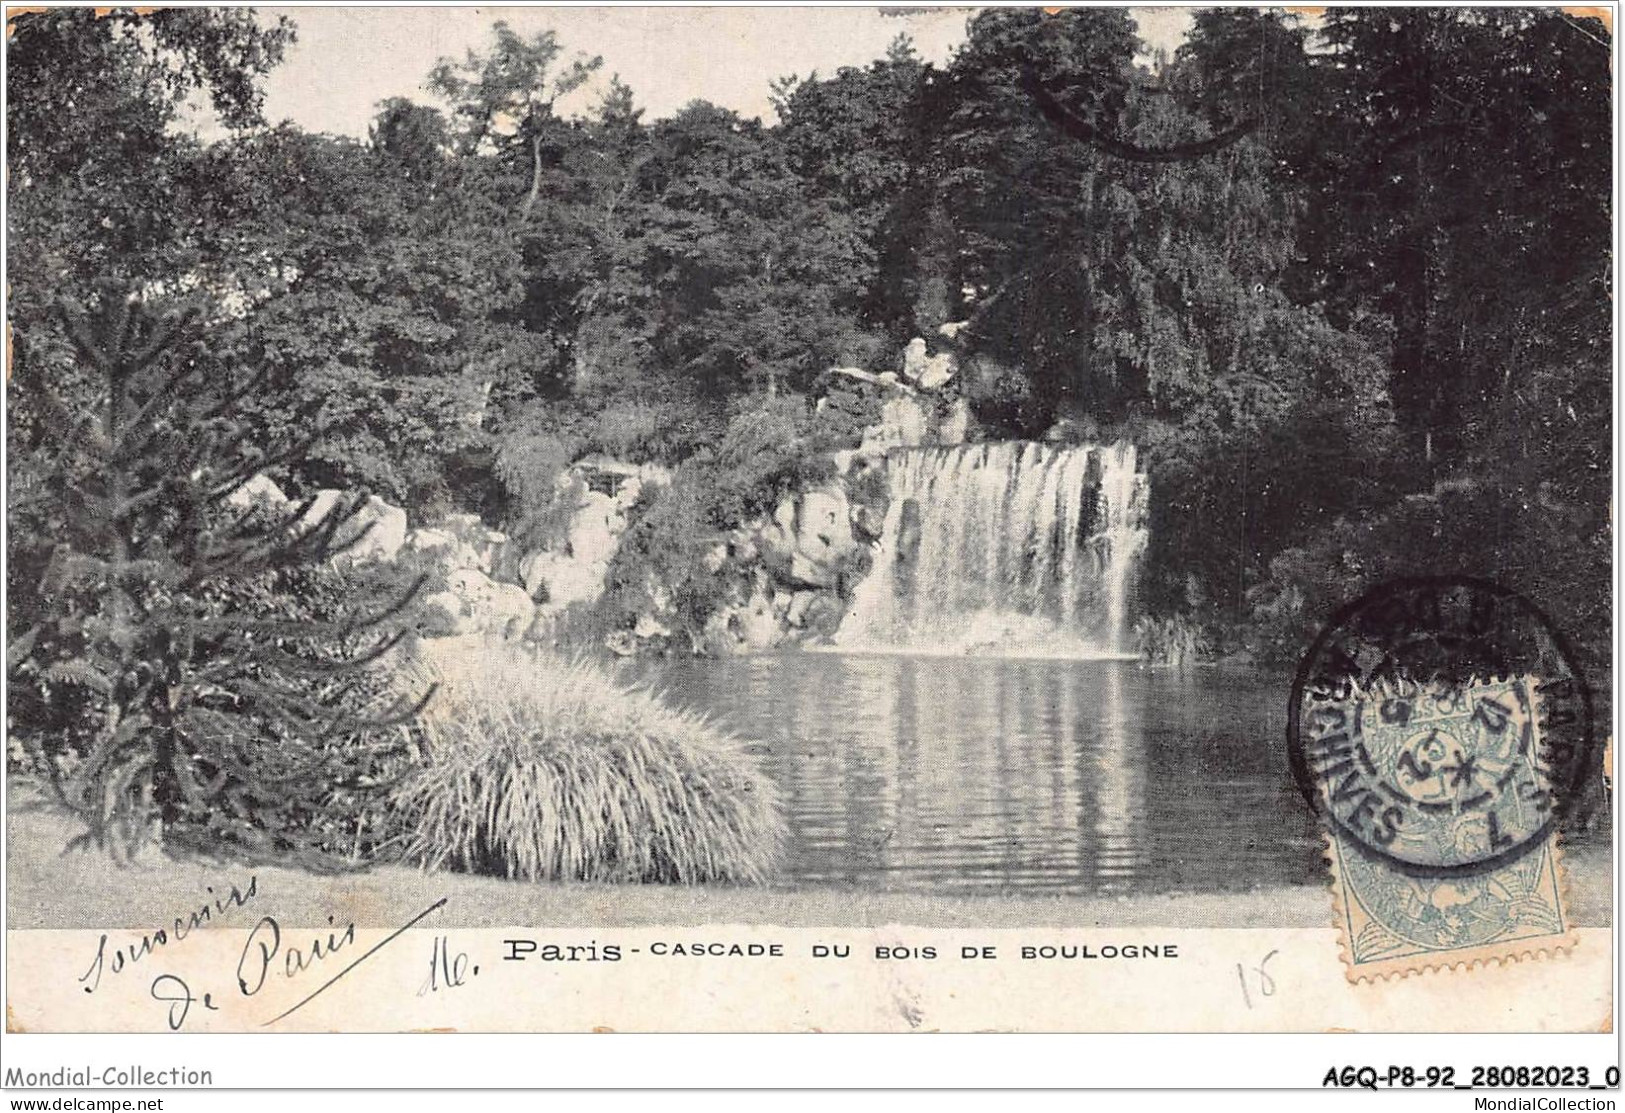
(1313, 674), (1580, 983)
(1324, 827), (1577, 985)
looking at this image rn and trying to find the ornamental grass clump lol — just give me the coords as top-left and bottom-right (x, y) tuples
(393, 643), (783, 884)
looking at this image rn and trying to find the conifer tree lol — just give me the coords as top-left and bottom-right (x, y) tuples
(8, 284), (433, 862)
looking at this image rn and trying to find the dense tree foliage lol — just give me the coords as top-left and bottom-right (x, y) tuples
(8, 8), (1612, 680)
(7, 8), (294, 446)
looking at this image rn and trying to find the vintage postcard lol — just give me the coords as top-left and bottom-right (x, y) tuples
(3, 2), (1614, 1053)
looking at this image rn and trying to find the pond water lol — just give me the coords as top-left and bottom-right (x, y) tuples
(631, 653), (1326, 897)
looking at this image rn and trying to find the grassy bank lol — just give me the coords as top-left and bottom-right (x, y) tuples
(7, 797), (1611, 931)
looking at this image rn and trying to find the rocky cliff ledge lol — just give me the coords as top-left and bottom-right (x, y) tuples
(236, 338), (971, 657)
(603, 351), (974, 656)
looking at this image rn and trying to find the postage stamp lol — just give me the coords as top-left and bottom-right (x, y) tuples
(1288, 578), (1597, 981)
(1305, 676), (1575, 980)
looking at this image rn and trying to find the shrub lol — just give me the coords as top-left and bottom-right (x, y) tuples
(579, 397), (708, 465)
(1243, 474), (1611, 672)
(707, 392), (837, 526)
(601, 476), (744, 649)
(961, 352), (1032, 434)
(491, 412), (583, 553)
(597, 391), (840, 645)
(808, 379), (884, 452)
(390, 643), (784, 884)
(1132, 613), (1209, 668)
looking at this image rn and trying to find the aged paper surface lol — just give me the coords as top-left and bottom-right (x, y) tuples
(4, 4), (1614, 1047)
(4, 926), (1614, 1034)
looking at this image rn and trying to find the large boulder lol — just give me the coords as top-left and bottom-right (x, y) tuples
(918, 351), (956, 391)
(900, 336), (956, 391)
(515, 458), (670, 610)
(402, 527), (484, 577)
(859, 395), (931, 454)
(901, 337), (930, 381)
(438, 513), (507, 577)
(439, 567), (535, 639)
(294, 490), (407, 565)
(520, 549), (611, 608)
(346, 495), (408, 564)
(486, 583), (538, 638)
(417, 590), (474, 637)
(225, 474), (289, 513)
(784, 590), (818, 629)
(696, 575), (781, 655)
(758, 485), (858, 590)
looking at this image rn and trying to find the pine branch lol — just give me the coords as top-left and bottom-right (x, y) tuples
(40, 659), (116, 696)
(208, 420), (322, 498)
(367, 680), (439, 730)
(195, 362), (279, 426)
(57, 300), (116, 378)
(125, 352), (207, 438)
(125, 307), (200, 376)
(340, 573), (429, 636)
(111, 482), (173, 523)
(7, 625), (42, 672)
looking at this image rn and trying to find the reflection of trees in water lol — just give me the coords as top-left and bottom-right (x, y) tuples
(669, 655), (1311, 894)
(1087, 662), (1149, 891)
(761, 656), (1155, 893)
(797, 656), (894, 885)
(835, 658), (1153, 894)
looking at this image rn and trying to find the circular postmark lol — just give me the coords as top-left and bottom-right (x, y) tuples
(1287, 576), (1595, 878)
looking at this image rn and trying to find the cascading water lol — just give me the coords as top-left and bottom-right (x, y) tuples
(834, 441), (1150, 658)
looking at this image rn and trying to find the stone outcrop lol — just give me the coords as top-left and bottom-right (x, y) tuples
(621, 475), (885, 656)
(228, 474), (551, 644)
(345, 495), (409, 564)
(900, 336), (957, 390)
(418, 568), (535, 639)
(860, 395), (931, 454)
(605, 334), (984, 656)
(402, 527), (484, 577)
(224, 336), (984, 658)
(227, 479), (407, 565)
(438, 513), (510, 578)
(758, 485), (858, 590)
(518, 458), (669, 614)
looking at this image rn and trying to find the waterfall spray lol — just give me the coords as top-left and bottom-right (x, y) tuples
(835, 442), (1149, 658)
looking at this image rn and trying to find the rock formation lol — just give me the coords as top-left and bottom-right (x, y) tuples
(518, 458), (669, 612)
(222, 334), (993, 658)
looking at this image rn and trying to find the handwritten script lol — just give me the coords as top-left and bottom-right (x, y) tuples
(75, 877), (450, 1029)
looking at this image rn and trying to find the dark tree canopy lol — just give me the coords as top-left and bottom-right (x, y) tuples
(6, 6), (1612, 691)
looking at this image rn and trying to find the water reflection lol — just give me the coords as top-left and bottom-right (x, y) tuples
(633, 654), (1325, 896)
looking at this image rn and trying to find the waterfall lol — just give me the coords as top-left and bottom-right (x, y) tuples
(834, 442), (1149, 658)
